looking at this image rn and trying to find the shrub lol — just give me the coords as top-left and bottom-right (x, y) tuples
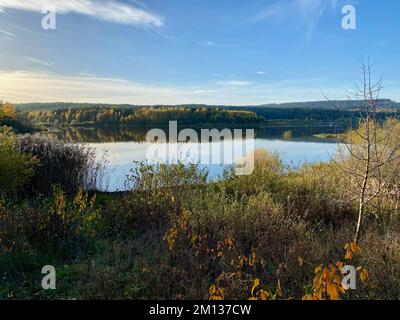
(0, 186), (99, 258)
(223, 150), (286, 198)
(104, 162), (208, 235)
(283, 163), (354, 226)
(0, 127), (39, 195)
(16, 134), (102, 195)
(226, 150), (353, 227)
(158, 188), (310, 299)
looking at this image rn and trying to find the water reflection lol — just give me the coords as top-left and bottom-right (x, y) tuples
(41, 126), (343, 192)
(43, 125), (344, 143)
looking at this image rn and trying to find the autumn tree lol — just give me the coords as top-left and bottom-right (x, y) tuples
(0, 102), (17, 118)
(331, 61), (400, 243)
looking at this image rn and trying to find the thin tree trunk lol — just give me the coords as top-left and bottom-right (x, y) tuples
(354, 192), (365, 243)
(355, 122), (371, 243)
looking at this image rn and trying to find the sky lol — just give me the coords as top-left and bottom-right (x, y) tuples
(0, 0), (399, 105)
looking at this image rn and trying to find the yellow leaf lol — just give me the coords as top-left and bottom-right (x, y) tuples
(328, 263), (336, 273)
(209, 285), (224, 300)
(249, 252), (257, 266)
(326, 282), (340, 300)
(313, 272), (323, 290)
(209, 285), (216, 295)
(345, 250), (353, 260)
(336, 261), (344, 271)
(313, 287), (323, 300)
(358, 267), (369, 282)
(322, 267), (331, 282)
(298, 256), (304, 268)
(344, 242), (360, 260)
(251, 278), (260, 296)
(314, 264), (323, 274)
(239, 255), (247, 267)
(350, 242), (360, 253)
(258, 290), (269, 300)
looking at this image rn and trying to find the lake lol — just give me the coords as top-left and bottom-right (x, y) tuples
(43, 125), (342, 191)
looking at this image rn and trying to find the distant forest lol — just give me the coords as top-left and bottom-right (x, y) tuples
(21, 107), (263, 127)
(16, 99), (400, 128)
(16, 99), (400, 112)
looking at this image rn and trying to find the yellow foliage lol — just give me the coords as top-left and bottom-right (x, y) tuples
(208, 284), (225, 300)
(238, 255), (247, 267)
(249, 278), (270, 300)
(164, 210), (190, 251)
(224, 238), (235, 248)
(304, 263), (346, 300)
(344, 242), (360, 260)
(0, 127), (39, 194)
(251, 278), (260, 296)
(298, 256), (304, 268)
(282, 130), (293, 140)
(357, 266), (369, 283)
(249, 251), (257, 267)
(336, 261), (344, 272)
(164, 225), (178, 251)
(304, 243), (369, 300)
(1, 102), (16, 118)
(51, 186), (99, 238)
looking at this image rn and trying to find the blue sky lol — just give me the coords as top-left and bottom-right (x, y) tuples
(0, 0), (399, 105)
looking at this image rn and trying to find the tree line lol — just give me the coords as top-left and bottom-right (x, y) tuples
(1, 102), (35, 133)
(21, 107), (263, 127)
(18, 102), (400, 128)
(16, 99), (400, 112)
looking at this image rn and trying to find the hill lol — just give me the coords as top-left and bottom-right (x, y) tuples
(16, 99), (400, 112)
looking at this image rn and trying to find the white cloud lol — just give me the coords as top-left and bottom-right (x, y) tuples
(193, 89), (217, 94)
(0, 28), (16, 37)
(0, 70), (199, 104)
(23, 56), (55, 67)
(0, 0), (164, 27)
(253, 0), (338, 39)
(0, 70), (382, 105)
(219, 80), (253, 86)
(256, 71), (266, 75)
(197, 40), (239, 49)
(198, 40), (215, 47)
(255, 0), (334, 21)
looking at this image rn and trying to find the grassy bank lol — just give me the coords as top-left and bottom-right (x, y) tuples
(312, 133), (347, 140)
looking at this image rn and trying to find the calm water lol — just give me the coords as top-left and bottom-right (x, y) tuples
(44, 125), (342, 191)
